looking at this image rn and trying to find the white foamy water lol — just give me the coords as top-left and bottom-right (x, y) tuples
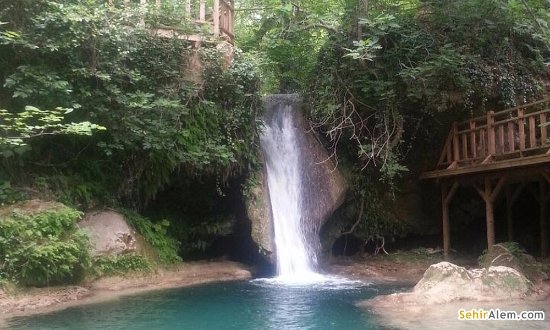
(261, 102), (319, 283)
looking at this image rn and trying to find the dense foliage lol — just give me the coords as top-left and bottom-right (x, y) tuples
(1, 0), (549, 263)
(0, 0), (261, 208)
(238, 0), (550, 242)
(0, 205), (90, 286)
(314, 0), (548, 240)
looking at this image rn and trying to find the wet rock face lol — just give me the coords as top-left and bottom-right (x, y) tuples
(245, 94), (347, 264)
(78, 211), (139, 256)
(245, 165), (275, 264)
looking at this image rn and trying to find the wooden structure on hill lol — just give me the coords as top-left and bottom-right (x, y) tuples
(109, 0), (234, 45)
(422, 98), (550, 258)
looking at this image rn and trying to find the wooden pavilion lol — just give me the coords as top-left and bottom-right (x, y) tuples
(421, 98), (550, 258)
(109, 0), (235, 45)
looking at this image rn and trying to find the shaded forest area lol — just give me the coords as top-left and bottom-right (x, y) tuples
(1, 0), (550, 286)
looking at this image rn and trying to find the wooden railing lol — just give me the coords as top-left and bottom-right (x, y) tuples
(109, 0), (234, 43)
(436, 99), (550, 170)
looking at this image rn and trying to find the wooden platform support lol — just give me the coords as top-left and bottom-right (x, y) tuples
(538, 172), (550, 258)
(505, 183), (526, 241)
(474, 178), (506, 253)
(426, 99), (550, 259)
(441, 181), (459, 258)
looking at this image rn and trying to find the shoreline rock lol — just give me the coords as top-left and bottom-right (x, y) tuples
(358, 261), (533, 309)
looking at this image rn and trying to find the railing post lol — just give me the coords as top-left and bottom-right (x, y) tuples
(452, 122), (460, 162)
(213, 0), (220, 37)
(200, 0), (206, 21)
(518, 108), (526, 152)
(140, 0), (147, 26)
(487, 111), (495, 156)
(470, 120), (477, 159)
(541, 113), (548, 145)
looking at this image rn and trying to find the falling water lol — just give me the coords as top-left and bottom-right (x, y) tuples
(260, 100), (320, 282)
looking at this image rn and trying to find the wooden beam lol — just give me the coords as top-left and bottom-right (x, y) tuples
(421, 153), (550, 179)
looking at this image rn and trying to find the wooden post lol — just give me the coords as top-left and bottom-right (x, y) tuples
(474, 177), (506, 253)
(506, 186), (513, 241)
(541, 113), (548, 145)
(487, 111), (496, 156)
(140, 0), (147, 26)
(213, 0), (220, 36)
(200, 0), (206, 21)
(541, 181), (549, 258)
(470, 120), (477, 159)
(452, 122), (460, 162)
(505, 183), (526, 242)
(518, 108), (526, 152)
(529, 115), (537, 148)
(508, 121), (515, 152)
(442, 181), (459, 259)
(485, 178), (496, 250)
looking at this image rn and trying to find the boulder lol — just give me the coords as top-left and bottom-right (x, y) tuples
(414, 262), (531, 303)
(78, 210), (139, 257)
(359, 261), (532, 309)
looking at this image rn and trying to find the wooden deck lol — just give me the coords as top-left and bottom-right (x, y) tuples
(109, 0), (234, 44)
(422, 98), (550, 259)
(422, 98), (550, 179)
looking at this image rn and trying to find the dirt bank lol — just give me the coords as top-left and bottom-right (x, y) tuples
(0, 261), (252, 322)
(322, 252), (455, 285)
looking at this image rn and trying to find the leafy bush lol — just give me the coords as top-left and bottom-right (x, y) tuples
(0, 206), (90, 286)
(92, 253), (151, 277)
(478, 241), (527, 266)
(123, 210), (181, 264)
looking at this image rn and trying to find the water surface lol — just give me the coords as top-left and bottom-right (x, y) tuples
(6, 280), (407, 330)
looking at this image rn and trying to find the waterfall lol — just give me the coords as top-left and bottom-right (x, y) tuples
(260, 97), (319, 282)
